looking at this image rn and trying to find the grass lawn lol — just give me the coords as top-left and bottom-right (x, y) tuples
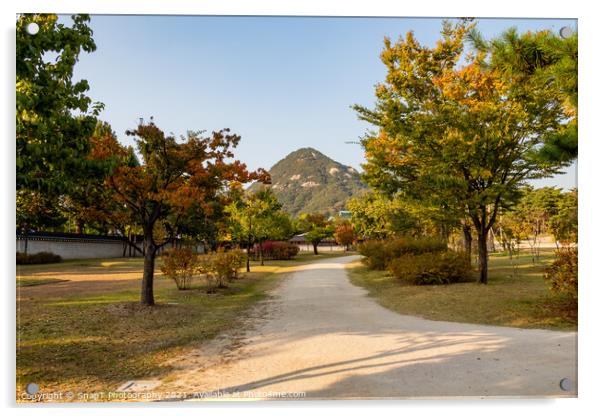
(348, 249), (576, 331)
(17, 277), (68, 287)
(16, 250), (350, 400)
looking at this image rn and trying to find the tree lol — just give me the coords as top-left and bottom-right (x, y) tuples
(256, 212), (295, 264)
(550, 189), (577, 246)
(226, 187), (292, 264)
(105, 121), (268, 305)
(515, 186), (564, 260)
(175, 199), (227, 251)
(250, 189), (293, 265)
(354, 21), (570, 283)
(545, 189), (577, 303)
(347, 192), (416, 239)
(334, 221), (355, 251)
(297, 213), (334, 255)
(491, 186), (567, 262)
(469, 27), (578, 163)
(17, 14), (103, 194)
(60, 121), (138, 235)
(491, 210), (517, 255)
(16, 190), (66, 254)
(58, 121), (148, 259)
(225, 188), (284, 271)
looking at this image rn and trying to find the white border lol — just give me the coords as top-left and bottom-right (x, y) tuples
(3, 1), (601, 416)
(6, 0), (583, 18)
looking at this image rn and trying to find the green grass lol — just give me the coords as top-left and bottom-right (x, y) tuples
(348, 249), (576, 331)
(16, 250), (351, 399)
(15, 250), (348, 273)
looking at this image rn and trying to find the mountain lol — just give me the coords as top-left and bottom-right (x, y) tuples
(251, 147), (368, 217)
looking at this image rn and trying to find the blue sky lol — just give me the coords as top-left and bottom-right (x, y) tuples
(69, 15), (577, 189)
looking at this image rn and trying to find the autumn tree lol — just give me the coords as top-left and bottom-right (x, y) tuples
(17, 14), (103, 194)
(106, 121), (268, 305)
(334, 221), (355, 251)
(354, 21), (570, 283)
(57, 121), (149, 259)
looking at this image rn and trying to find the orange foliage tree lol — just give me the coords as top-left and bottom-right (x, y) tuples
(334, 221), (355, 251)
(354, 21), (570, 283)
(105, 120), (269, 305)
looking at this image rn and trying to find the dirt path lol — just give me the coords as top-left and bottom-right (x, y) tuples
(156, 255), (577, 399)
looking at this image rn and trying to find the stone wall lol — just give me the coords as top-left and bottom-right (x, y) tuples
(16, 235), (137, 260)
(15, 233), (203, 260)
(294, 243), (345, 252)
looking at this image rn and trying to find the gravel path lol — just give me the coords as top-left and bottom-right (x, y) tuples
(159, 255), (577, 399)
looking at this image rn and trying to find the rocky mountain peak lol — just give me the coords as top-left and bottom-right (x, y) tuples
(251, 147), (366, 217)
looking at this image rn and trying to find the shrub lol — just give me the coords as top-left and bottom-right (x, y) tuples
(197, 254), (217, 292)
(264, 241), (300, 260)
(358, 237), (447, 270)
(387, 251), (472, 285)
(227, 249), (246, 278)
(160, 248), (199, 290)
(277, 242), (300, 260)
(544, 247), (577, 300)
(220, 249), (246, 279)
(199, 248), (246, 291)
(357, 240), (387, 269)
(386, 236), (447, 256)
(16, 251), (62, 265)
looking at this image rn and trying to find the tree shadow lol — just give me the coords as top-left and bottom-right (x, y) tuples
(190, 327), (575, 399)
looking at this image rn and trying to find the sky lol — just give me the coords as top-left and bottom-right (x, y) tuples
(68, 15), (577, 189)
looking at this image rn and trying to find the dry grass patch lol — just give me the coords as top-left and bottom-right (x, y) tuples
(348, 249), (576, 331)
(16, 250), (352, 401)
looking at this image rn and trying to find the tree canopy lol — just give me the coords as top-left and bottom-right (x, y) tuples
(353, 20), (572, 283)
(16, 14), (103, 194)
(468, 26), (578, 163)
(296, 213), (334, 255)
(103, 121), (269, 305)
(225, 188), (290, 270)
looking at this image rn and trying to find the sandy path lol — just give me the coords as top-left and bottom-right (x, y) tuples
(157, 255), (577, 399)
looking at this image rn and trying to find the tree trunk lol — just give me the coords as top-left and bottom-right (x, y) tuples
(440, 224), (449, 242)
(23, 229), (29, 255)
(141, 238), (156, 306)
(462, 223), (472, 259)
(313, 242), (319, 255)
(477, 228), (488, 284)
(489, 229), (496, 253)
(246, 240), (251, 272)
(259, 241), (264, 266)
